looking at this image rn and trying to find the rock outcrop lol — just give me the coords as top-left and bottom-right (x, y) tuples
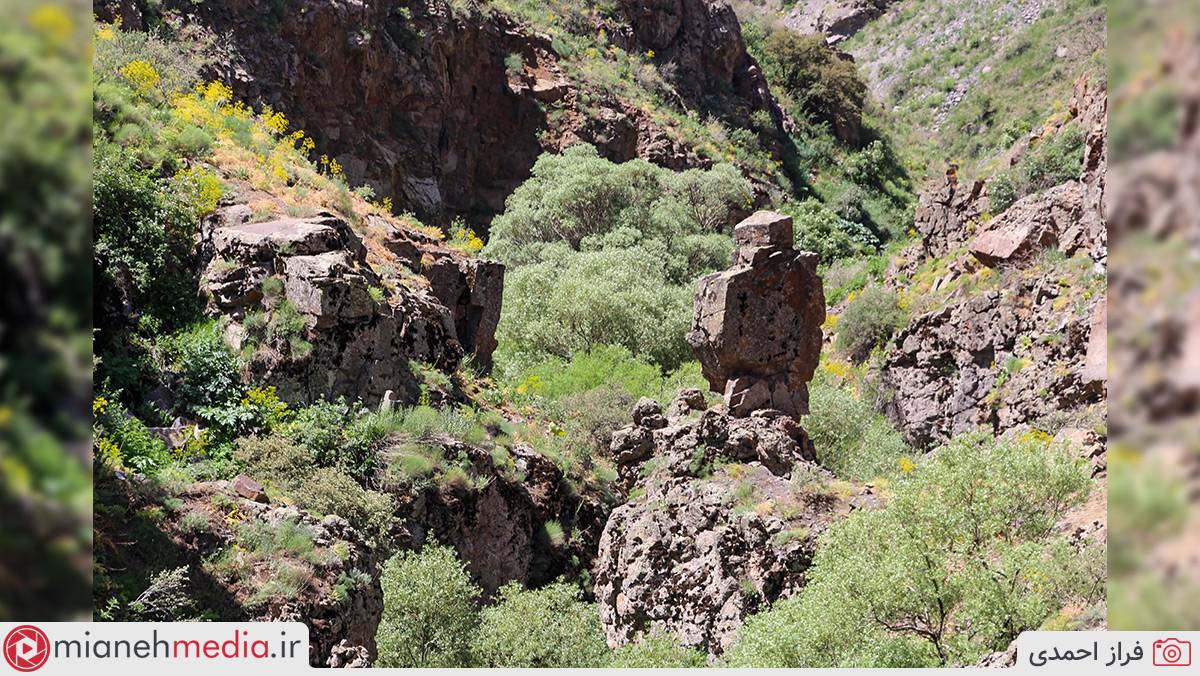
(916, 74), (1108, 266)
(385, 438), (609, 599)
(687, 211), (825, 418)
(200, 208), (501, 406)
(783, 0), (898, 43)
(913, 166), (987, 259)
(967, 182), (1081, 268)
(595, 393), (851, 656)
(880, 274), (1104, 450)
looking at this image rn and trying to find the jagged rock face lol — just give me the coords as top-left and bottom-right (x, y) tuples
(386, 440), (608, 599)
(616, 0), (779, 116)
(422, 252), (504, 369)
(200, 208), (498, 406)
(122, 0), (785, 228)
(880, 277), (1104, 450)
(687, 211), (825, 417)
(596, 393), (847, 656)
(917, 75), (1108, 266)
(913, 167), (987, 259)
(783, 0), (897, 43)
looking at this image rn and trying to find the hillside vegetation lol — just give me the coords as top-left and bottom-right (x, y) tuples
(90, 0), (1106, 667)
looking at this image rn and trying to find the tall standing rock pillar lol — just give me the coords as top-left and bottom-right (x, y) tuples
(686, 211), (825, 418)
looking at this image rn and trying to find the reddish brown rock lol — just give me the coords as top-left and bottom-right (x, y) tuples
(968, 182), (1081, 267)
(914, 167), (988, 259)
(687, 211), (825, 418)
(233, 474), (269, 503)
(423, 253), (505, 370)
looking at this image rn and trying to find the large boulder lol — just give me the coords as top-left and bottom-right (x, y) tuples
(968, 181), (1082, 268)
(687, 211), (825, 418)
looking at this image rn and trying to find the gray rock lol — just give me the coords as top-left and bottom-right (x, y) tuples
(687, 211), (825, 418)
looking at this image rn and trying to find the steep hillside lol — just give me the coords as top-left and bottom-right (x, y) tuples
(842, 0), (1104, 177)
(99, 0), (796, 231)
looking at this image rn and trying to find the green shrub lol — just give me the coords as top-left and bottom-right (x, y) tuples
(94, 140), (201, 332)
(834, 287), (907, 362)
(497, 246), (693, 370)
(988, 125), (1084, 212)
(759, 32), (866, 144)
(290, 468), (395, 547)
(163, 321), (244, 418)
(376, 545), (481, 667)
(232, 435), (313, 486)
(726, 432), (1100, 667)
(93, 396), (171, 473)
(609, 634), (707, 667)
(487, 144), (750, 370)
(805, 372), (910, 480)
(782, 199), (874, 263)
(472, 582), (610, 667)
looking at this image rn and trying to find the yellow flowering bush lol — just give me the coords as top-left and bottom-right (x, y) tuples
(120, 59), (161, 95)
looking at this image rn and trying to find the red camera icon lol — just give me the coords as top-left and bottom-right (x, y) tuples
(1153, 638), (1192, 667)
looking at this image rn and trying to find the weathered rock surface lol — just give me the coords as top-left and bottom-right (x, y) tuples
(879, 275), (1104, 449)
(687, 211), (825, 417)
(596, 392), (851, 656)
(385, 439), (608, 599)
(917, 74), (1107, 266)
(422, 252), (505, 369)
(913, 166), (988, 259)
(968, 182), (1081, 268)
(200, 209), (502, 406)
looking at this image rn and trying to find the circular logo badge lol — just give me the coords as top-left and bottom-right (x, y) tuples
(3, 625), (49, 672)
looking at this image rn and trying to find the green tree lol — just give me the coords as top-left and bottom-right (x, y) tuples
(376, 544), (481, 667)
(486, 144), (750, 370)
(472, 581), (610, 667)
(760, 32), (867, 145)
(726, 432), (1101, 667)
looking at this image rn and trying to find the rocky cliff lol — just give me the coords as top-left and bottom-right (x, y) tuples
(875, 74), (1107, 449)
(100, 0), (789, 229)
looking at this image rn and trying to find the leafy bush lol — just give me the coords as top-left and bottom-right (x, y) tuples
(163, 321), (244, 415)
(472, 582), (610, 667)
(376, 544), (481, 667)
(93, 396), (171, 473)
(759, 32), (866, 144)
(290, 468), (395, 547)
(726, 433), (1100, 667)
(497, 246), (693, 370)
(487, 145), (750, 369)
(805, 372), (910, 480)
(94, 140), (201, 333)
(609, 634), (707, 667)
(783, 199), (876, 263)
(987, 125), (1084, 212)
(834, 287), (907, 362)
